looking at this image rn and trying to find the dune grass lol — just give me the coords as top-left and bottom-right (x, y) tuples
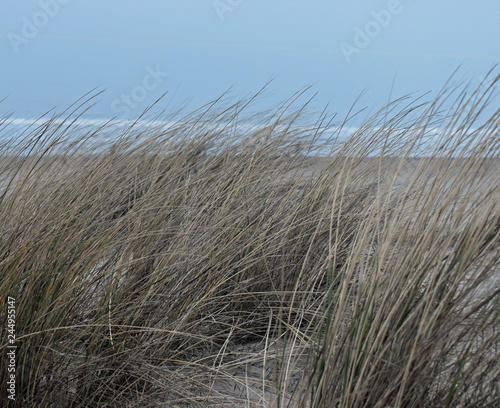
(0, 78), (499, 407)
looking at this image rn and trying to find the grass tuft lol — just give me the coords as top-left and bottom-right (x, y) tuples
(1, 79), (499, 407)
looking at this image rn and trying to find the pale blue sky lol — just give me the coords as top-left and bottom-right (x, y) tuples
(1, 0), (499, 120)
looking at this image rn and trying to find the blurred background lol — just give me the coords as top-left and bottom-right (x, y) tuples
(1, 0), (499, 122)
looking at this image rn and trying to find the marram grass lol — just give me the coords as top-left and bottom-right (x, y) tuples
(0, 80), (499, 407)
